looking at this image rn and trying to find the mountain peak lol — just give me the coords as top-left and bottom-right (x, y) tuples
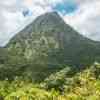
(33, 11), (64, 30)
(36, 11), (61, 20)
(31, 11), (73, 35)
(2, 11), (100, 80)
(42, 11), (60, 17)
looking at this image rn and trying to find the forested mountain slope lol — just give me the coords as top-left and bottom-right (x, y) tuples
(0, 12), (100, 80)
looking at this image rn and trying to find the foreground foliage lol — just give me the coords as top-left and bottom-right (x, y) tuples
(0, 63), (100, 100)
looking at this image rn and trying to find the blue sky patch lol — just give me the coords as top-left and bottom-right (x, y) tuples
(22, 8), (33, 17)
(53, 1), (77, 15)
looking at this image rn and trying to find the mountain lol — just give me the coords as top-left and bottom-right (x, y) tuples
(1, 12), (100, 81)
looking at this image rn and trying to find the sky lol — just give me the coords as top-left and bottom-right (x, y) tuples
(0, 0), (100, 46)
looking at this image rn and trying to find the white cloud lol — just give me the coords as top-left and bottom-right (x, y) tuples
(63, 0), (100, 41)
(0, 0), (100, 46)
(0, 0), (64, 46)
(0, 0), (50, 46)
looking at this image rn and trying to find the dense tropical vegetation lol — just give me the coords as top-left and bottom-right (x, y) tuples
(0, 62), (100, 100)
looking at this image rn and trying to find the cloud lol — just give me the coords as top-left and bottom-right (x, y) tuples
(0, 0), (18, 46)
(0, 0), (45, 46)
(63, 0), (100, 41)
(0, 0), (100, 46)
(0, 0), (64, 46)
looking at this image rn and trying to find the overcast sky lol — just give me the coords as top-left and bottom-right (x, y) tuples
(0, 0), (100, 46)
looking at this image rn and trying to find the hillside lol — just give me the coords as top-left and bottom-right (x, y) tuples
(0, 12), (100, 81)
(0, 11), (100, 100)
(0, 63), (100, 100)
